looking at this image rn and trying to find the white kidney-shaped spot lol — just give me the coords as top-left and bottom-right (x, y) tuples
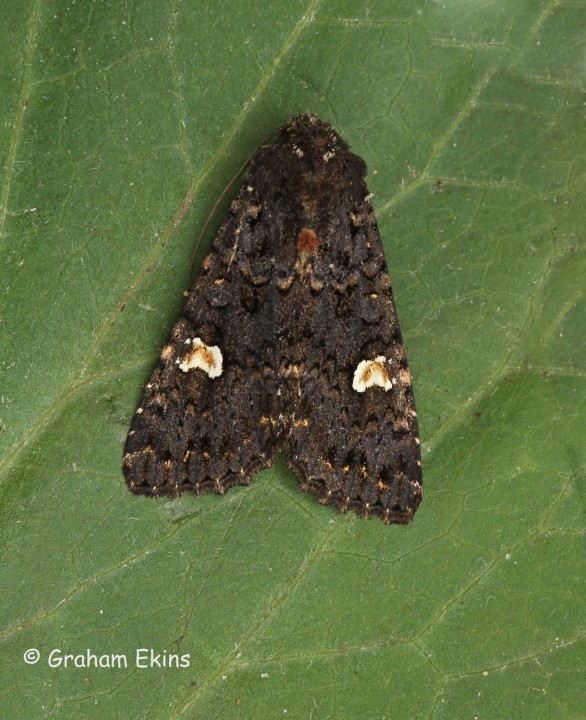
(176, 338), (223, 378)
(352, 356), (394, 392)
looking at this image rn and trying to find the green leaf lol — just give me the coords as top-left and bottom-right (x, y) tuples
(1, 1), (584, 718)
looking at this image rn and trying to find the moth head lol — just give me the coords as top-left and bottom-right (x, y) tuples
(252, 115), (367, 206)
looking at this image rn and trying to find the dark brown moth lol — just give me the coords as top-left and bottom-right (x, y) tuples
(123, 114), (422, 523)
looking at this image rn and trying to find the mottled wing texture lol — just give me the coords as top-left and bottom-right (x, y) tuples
(123, 114), (422, 523)
(122, 185), (279, 496)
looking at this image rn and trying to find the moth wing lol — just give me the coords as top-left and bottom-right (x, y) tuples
(123, 192), (278, 497)
(284, 211), (422, 524)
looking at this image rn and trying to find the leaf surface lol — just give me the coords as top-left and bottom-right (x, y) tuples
(1, 1), (584, 718)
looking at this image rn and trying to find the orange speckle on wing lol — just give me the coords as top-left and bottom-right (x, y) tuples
(297, 227), (318, 257)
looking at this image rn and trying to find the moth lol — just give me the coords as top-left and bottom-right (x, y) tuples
(123, 114), (422, 524)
